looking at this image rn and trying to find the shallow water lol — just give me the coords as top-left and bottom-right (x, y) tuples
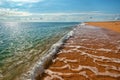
(0, 22), (79, 80)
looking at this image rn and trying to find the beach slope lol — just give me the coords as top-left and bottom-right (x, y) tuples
(37, 21), (120, 80)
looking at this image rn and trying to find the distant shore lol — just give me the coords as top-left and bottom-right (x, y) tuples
(86, 21), (120, 33)
(38, 21), (120, 80)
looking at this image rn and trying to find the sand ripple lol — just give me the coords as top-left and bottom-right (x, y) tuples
(38, 24), (120, 80)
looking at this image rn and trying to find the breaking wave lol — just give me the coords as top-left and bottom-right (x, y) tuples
(20, 30), (74, 80)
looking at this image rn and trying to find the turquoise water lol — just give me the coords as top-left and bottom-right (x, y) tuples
(0, 22), (79, 79)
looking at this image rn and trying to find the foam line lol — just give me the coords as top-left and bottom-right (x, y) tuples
(20, 24), (77, 80)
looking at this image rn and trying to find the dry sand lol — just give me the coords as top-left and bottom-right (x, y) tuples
(86, 21), (120, 33)
(36, 21), (120, 80)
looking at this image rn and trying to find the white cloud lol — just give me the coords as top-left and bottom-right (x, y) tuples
(0, 9), (119, 22)
(20, 12), (119, 22)
(7, 0), (43, 3)
(0, 0), (44, 7)
(0, 8), (32, 16)
(33, 12), (110, 16)
(17, 3), (24, 6)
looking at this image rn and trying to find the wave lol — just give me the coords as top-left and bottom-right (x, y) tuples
(20, 27), (75, 80)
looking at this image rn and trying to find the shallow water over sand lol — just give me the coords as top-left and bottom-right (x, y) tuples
(39, 24), (120, 80)
(0, 22), (79, 80)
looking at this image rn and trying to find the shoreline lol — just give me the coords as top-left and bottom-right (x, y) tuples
(38, 21), (120, 80)
(20, 28), (75, 80)
(0, 22), (79, 80)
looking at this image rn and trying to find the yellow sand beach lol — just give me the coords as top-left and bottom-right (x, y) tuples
(87, 21), (120, 33)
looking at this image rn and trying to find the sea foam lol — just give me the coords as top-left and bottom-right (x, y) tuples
(20, 30), (74, 80)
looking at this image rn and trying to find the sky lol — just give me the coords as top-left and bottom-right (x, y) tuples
(0, 0), (120, 22)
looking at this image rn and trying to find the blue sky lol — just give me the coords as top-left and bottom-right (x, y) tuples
(0, 0), (120, 22)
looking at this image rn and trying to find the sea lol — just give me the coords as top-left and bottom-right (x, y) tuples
(0, 22), (79, 80)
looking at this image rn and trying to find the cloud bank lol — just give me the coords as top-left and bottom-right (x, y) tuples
(0, 8), (31, 16)
(0, 8), (119, 22)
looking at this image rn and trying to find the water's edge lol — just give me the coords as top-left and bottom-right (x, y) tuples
(20, 24), (80, 80)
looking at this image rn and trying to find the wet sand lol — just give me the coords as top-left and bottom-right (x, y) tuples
(37, 22), (120, 80)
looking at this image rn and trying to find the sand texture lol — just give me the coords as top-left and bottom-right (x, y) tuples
(86, 21), (120, 33)
(37, 22), (120, 80)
